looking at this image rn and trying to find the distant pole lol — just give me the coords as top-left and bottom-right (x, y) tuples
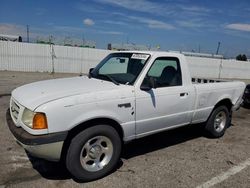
(26, 25), (29, 43)
(49, 35), (52, 44)
(82, 34), (85, 46)
(198, 44), (200, 53)
(216, 42), (221, 55)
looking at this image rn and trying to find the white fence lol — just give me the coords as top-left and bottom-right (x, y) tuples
(1, 41), (250, 79)
(0, 41), (109, 74)
(186, 56), (250, 79)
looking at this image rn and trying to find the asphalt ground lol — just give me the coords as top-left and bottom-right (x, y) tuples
(0, 71), (249, 188)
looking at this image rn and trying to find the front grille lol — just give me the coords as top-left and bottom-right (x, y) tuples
(10, 99), (20, 122)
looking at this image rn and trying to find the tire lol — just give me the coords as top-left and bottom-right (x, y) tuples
(205, 105), (230, 138)
(66, 125), (121, 181)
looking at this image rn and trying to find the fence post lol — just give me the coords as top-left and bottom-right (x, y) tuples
(50, 43), (56, 74)
(218, 58), (223, 79)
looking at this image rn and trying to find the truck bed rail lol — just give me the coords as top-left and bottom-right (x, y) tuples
(192, 78), (227, 84)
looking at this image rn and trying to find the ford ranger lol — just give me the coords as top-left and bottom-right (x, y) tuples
(6, 51), (245, 181)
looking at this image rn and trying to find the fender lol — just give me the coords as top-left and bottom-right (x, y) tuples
(68, 109), (136, 141)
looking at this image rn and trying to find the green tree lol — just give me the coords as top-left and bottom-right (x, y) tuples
(242, 54), (247, 61)
(236, 54), (248, 61)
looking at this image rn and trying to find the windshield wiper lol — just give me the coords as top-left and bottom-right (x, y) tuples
(99, 74), (120, 85)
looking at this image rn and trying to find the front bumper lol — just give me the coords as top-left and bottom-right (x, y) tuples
(6, 109), (68, 161)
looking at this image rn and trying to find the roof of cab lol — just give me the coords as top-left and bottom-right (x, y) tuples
(110, 50), (184, 57)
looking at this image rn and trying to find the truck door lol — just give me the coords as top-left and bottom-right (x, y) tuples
(135, 57), (194, 136)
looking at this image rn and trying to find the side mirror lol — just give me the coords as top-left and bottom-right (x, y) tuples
(140, 85), (151, 91)
(88, 68), (94, 78)
(140, 77), (156, 91)
(89, 68), (94, 74)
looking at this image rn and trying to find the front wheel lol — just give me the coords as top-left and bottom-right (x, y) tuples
(205, 105), (230, 138)
(66, 125), (121, 181)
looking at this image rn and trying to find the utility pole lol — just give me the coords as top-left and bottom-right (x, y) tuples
(216, 42), (221, 55)
(49, 35), (52, 44)
(26, 25), (29, 43)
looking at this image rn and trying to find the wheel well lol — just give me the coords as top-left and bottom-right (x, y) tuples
(60, 118), (124, 161)
(214, 98), (233, 112)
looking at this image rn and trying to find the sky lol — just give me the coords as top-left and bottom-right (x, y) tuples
(0, 0), (250, 57)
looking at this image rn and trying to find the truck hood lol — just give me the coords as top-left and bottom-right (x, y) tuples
(12, 76), (122, 110)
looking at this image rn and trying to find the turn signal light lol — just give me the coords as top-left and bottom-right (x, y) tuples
(33, 113), (48, 129)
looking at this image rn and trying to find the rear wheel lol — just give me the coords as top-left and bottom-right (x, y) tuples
(66, 125), (121, 181)
(205, 105), (230, 138)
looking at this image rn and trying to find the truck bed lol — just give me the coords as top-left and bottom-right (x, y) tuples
(190, 78), (245, 124)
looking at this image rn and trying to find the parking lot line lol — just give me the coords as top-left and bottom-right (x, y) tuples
(196, 158), (250, 188)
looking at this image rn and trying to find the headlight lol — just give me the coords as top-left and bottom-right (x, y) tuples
(22, 108), (35, 128)
(22, 108), (48, 129)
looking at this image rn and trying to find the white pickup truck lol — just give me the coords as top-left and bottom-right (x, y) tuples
(7, 51), (245, 181)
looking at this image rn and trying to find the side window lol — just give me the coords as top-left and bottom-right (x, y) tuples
(99, 57), (129, 74)
(144, 57), (182, 88)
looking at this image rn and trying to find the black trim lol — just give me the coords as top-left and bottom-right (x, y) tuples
(6, 109), (68, 146)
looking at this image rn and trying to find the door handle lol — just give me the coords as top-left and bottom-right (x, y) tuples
(180, 92), (188, 97)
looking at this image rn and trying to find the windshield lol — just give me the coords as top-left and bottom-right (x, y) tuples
(90, 53), (150, 85)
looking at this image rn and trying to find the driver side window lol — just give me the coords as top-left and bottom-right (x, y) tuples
(99, 57), (129, 74)
(143, 57), (182, 88)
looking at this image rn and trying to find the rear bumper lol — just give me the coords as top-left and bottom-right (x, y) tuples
(6, 109), (68, 161)
(232, 97), (243, 111)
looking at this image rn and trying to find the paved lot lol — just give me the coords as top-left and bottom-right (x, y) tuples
(0, 71), (249, 188)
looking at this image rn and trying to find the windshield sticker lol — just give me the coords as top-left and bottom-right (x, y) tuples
(131, 54), (149, 60)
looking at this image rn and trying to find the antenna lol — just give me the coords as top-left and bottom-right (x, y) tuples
(216, 42), (221, 55)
